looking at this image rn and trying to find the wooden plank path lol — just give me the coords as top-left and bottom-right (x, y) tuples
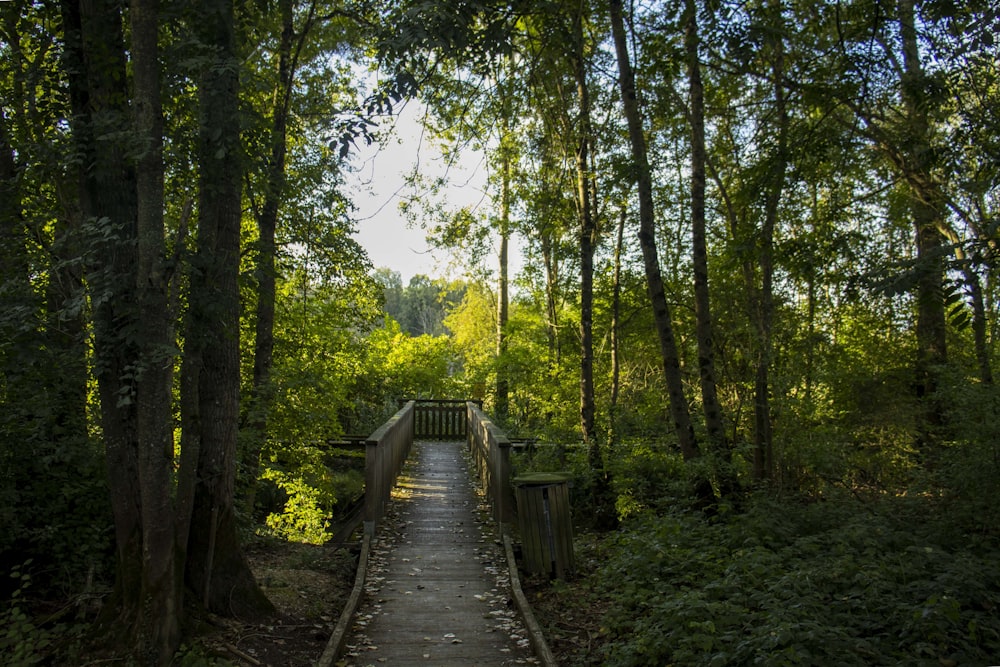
(342, 440), (539, 666)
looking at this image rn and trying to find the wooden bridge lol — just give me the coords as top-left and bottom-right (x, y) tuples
(317, 400), (557, 666)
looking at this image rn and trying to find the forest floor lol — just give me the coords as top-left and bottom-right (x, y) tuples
(191, 536), (359, 666)
(517, 531), (611, 667)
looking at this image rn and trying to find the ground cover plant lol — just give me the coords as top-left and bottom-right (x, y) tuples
(520, 431), (1000, 667)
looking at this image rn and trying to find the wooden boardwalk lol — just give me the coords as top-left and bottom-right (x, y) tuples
(343, 440), (538, 666)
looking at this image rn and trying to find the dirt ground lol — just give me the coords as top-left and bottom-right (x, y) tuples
(192, 538), (359, 666)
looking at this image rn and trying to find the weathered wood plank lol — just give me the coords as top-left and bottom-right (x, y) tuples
(346, 441), (535, 666)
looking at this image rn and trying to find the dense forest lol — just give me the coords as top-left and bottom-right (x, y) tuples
(1, 0), (999, 664)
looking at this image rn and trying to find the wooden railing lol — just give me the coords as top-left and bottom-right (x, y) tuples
(364, 399), (512, 533)
(401, 398), (481, 439)
(467, 401), (514, 524)
(364, 401), (415, 535)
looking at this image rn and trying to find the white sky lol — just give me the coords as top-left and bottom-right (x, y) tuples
(345, 101), (492, 284)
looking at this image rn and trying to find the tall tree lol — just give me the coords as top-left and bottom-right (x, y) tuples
(898, 0), (948, 445)
(684, 0), (728, 454)
(182, 0), (273, 618)
(130, 0), (182, 659)
(243, 0), (323, 515)
(608, 0), (699, 460)
(495, 62), (513, 423)
(60, 0), (148, 648)
(567, 2), (599, 449)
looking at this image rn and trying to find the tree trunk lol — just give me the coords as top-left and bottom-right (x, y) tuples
(130, 0), (182, 660)
(963, 260), (993, 385)
(899, 0), (948, 447)
(541, 230), (560, 365)
(684, 0), (728, 452)
(245, 0), (303, 514)
(750, 0), (789, 480)
(0, 110), (25, 301)
(496, 108), (511, 423)
(609, 206), (626, 445)
(609, 0), (698, 460)
(60, 0), (147, 647)
(184, 0), (274, 619)
(571, 10), (597, 450)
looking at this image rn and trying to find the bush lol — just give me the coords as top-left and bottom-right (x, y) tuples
(596, 497), (1000, 666)
(0, 561), (73, 666)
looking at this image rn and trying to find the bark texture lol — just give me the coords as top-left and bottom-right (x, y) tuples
(184, 0), (274, 619)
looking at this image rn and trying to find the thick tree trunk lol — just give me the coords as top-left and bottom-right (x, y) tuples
(130, 0), (182, 660)
(184, 0), (274, 619)
(60, 0), (147, 647)
(609, 0), (698, 460)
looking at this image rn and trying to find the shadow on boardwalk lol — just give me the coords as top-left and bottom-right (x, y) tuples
(343, 440), (539, 666)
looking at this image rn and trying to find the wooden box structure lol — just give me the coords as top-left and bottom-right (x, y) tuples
(513, 473), (574, 579)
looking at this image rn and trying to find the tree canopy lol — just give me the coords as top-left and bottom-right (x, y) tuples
(1, 0), (998, 663)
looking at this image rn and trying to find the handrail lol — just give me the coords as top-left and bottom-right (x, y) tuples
(364, 400), (415, 535)
(413, 399), (469, 440)
(466, 401), (514, 524)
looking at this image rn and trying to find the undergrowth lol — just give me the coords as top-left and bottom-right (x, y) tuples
(591, 494), (1000, 666)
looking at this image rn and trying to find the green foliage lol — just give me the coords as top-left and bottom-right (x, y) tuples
(1, 562), (57, 665)
(596, 498), (1000, 666)
(256, 442), (365, 545)
(0, 403), (112, 595)
(376, 272), (467, 337)
(363, 317), (461, 401)
(605, 441), (687, 519)
(260, 458), (336, 545)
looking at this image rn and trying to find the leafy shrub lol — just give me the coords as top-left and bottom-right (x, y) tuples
(1, 562), (55, 665)
(606, 441), (686, 519)
(596, 497), (1000, 666)
(258, 455), (363, 544)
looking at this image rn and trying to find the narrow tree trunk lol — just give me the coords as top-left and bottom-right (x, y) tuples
(245, 0), (301, 514)
(684, 0), (728, 452)
(899, 0), (948, 448)
(495, 107), (511, 422)
(0, 110), (25, 299)
(749, 0), (789, 480)
(964, 262), (993, 385)
(571, 11), (597, 450)
(609, 206), (626, 445)
(609, 0), (698, 460)
(541, 231), (560, 365)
